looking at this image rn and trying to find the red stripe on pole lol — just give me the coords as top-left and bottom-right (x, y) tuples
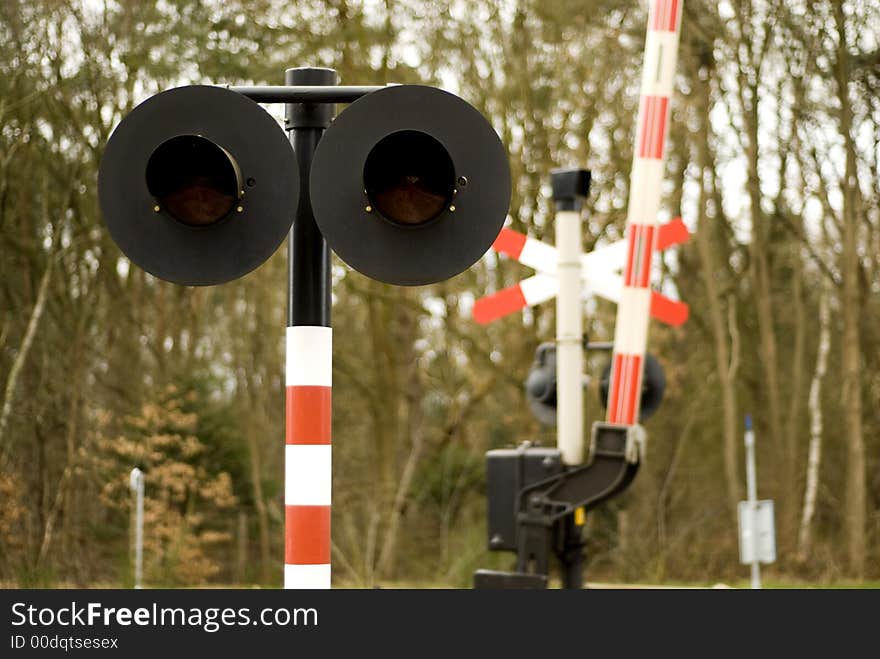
(664, 0), (679, 31)
(652, 0), (679, 31)
(650, 292), (689, 326)
(286, 386), (331, 444)
(607, 353), (625, 423)
(492, 228), (528, 260)
(637, 226), (655, 288)
(652, 0), (665, 30)
(624, 225), (655, 288)
(608, 354), (643, 424)
(624, 227), (638, 286)
(285, 505), (331, 564)
(472, 285), (527, 324)
(638, 96), (668, 159)
(638, 97), (651, 157)
(637, 97), (649, 158)
(668, 0), (680, 31)
(655, 216), (688, 251)
(622, 354), (643, 424)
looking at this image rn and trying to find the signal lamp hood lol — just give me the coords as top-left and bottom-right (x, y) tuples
(98, 85), (299, 286)
(309, 85), (511, 286)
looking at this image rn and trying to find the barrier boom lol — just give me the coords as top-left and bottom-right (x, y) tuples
(606, 0), (684, 426)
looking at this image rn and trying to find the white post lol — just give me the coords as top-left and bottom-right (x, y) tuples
(129, 467), (144, 590)
(551, 170), (590, 465)
(555, 208), (584, 465)
(743, 416), (760, 589)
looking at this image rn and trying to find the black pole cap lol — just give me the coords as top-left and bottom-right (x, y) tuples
(550, 168), (591, 211)
(284, 67), (338, 130)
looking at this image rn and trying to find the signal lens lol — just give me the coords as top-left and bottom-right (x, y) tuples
(146, 135), (242, 226)
(364, 130), (455, 226)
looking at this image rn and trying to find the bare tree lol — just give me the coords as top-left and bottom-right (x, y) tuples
(797, 283), (830, 560)
(831, 1), (866, 577)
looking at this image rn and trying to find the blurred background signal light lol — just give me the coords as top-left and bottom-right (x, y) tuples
(524, 342), (559, 426)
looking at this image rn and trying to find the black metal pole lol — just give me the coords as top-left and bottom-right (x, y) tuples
(559, 515), (585, 589)
(285, 67), (337, 326)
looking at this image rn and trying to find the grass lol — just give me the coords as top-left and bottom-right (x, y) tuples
(5, 578), (880, 589)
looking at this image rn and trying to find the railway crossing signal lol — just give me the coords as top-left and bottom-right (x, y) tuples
(99, 84), (510, 288)
(475, 0), (685, 588)
(98, 70), (512, 589)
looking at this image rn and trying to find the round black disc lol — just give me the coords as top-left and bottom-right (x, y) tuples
(310, 85), (511, 286)
(98, 85), (298, 286)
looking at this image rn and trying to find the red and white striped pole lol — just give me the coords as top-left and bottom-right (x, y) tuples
(283, 67), (336, 589)
(606, 0), (683, 426)
(285, 326), (332, 588)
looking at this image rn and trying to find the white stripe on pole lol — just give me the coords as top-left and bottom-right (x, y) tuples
(285, 326), (332, 386)
(611, 288), (652, 354)
(555, 209), (584, 465)
(626, 159), (665, 224)
(641, 31), (680, 96)
(284, 564), (332, 590)
(285, 445), (332, 505)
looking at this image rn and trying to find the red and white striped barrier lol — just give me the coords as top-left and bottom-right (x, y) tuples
(606, 0), (683, 426)
(285, 326), (332, 589)
(473, 218), (689, 326)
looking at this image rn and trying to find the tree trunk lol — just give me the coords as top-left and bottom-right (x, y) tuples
(0, 257), (52, 459)
(246, 423), (271, 584)
(833, 2), (865, 578)
(237, 351), (272, 584)
(693, 83), (741, 512)
(797, 285), (830, 560)
(375, 401), (424, 579)
(235, 510), (247, 584)
(783, 252), (806, 546)
(729, 7), (788, 539)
